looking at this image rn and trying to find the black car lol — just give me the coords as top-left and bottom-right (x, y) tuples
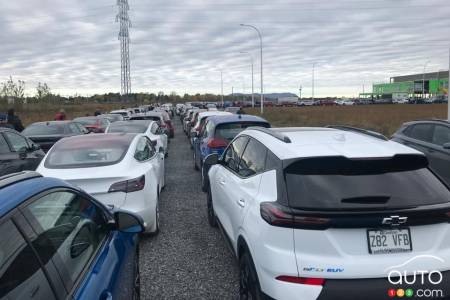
(22, 121), (88, 152)
(0, 128), (45, 176)
(392, 119), (450, 185)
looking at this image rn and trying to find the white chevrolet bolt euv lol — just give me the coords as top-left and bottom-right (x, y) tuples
(204, 126), (450, 300)
(105, 119), (168, 157)
(37, 133), (165, 234)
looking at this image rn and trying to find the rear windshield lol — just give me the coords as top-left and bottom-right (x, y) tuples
(44, 136), (132, 169)
(22, 123), (65, 135)
(74, 118), (98, 126)
(215, 122), (270, 141)
(108, 124), (147, 133)
(131, 116), (160, 122)
(285, 156), (450, 211)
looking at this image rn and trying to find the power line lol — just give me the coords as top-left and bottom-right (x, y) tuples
(116, 0), (132, 96)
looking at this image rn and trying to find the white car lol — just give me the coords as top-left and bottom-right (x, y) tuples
(204, 126), (450, 300)
(110, 109), (132, 120)
(37, 133), (165, 234)
(297, 99), (315, 106)
(105, 120), (168, 157)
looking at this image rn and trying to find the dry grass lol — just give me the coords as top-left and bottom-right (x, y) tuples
(247, 104), (448, 136)
(3, 102), (448, 135)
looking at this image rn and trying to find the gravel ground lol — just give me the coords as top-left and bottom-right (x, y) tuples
(140, 122), (239, 299)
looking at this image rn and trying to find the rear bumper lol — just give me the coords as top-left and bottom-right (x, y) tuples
(317, 271), (450, 300)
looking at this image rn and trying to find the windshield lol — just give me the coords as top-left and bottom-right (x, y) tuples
(215, 122), (270, 141)
(22, 123), (65, 135)
(45, 135), (133, 169)
(285, 156), (450, 211)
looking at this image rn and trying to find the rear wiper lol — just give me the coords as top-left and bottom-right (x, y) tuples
(341, 196), (390, 204)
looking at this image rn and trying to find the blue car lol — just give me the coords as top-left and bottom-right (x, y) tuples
(0, 171), (143, 300)
(192, 114), (270, 191)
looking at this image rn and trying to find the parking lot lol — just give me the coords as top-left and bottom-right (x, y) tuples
(139, 123), (239, 299)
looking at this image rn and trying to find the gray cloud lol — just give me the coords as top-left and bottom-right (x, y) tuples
(0, 0), (449, 96)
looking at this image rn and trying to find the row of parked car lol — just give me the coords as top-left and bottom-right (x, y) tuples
(0, 106), (178, 299)
(178, 102), (450, 300)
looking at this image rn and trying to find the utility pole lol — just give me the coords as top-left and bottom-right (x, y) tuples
(312, 63), (317, 100)
(299, 85), (302, 99)
(422, 60), (430, 100)
(116, 0), (132, 98)
(220, 70), (224, 107)
(240, 24), (263, 114)
(448, 48), (450, 120)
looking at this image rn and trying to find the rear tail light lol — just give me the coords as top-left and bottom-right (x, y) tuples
(260, 202), (330, 229)
(207, 138), (228, 149)
(108, 175), (145, 193)
(276, 276), (325, 286)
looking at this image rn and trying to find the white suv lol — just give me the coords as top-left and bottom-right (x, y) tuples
(204, 126), (450, 300)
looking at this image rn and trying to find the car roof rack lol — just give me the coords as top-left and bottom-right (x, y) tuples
(0, 171), (42, 190)
(326, 125), (388, 141)
(247, 127), (292, 143)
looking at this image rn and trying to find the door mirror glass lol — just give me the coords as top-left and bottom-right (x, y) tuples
(204, 153), (219, 166)
(191, 131), (198, 138)
(114, 211), (144, 233)
(151, 139), (157, 147)
(444, 142), (450, 149)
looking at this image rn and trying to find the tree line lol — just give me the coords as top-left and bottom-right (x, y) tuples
(0, 76), (245, 105)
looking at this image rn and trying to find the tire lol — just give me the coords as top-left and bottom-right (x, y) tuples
(206, 187), (217, 227)
(133, 248), (141, 300)
(201, 167), (208, 192)
(239, 252), (264, 300)
(193, 151), (199, 171)
(150, 192), (160, 235)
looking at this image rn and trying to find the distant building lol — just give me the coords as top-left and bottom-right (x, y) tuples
(360, 71), (449, 100)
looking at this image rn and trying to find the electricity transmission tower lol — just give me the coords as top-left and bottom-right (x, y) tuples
(116, 0), (131, 96)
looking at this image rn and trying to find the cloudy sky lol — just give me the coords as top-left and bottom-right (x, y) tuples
(1, 0), (450, 97)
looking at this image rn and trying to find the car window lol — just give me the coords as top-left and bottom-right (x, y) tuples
(4, 132), (28, 152)
(68, 123), (80, 134)
(432, 125), (450, 146)
(0, 220), (56, 300)
(406, 124), (433, 142)
(223, 136), (248, 172)
(204, 121), (214, 138)
(238, 139), (267, 177)
(23, 191), (108, 291)
(0, 134), (11, 154)
(215, 122), (270, 142)
(284, 156), (450, 210)
(135, 137), (154, 161)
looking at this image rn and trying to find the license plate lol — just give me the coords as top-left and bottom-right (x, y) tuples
(367, 228), (412, 254)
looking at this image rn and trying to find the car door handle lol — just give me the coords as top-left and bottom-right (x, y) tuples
(427, 148), (435, 153)
(237, 198), (245, 207)
(219, 179), (226, 185)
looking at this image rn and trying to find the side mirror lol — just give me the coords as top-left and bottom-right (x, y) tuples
(151, 140), (157, 147)
(114, 211), (144, 233)
(444, 142), (450, 150)
(18, 147), (28, 159)
(203, 153), (219, 167)
(191, 131), (198, 138)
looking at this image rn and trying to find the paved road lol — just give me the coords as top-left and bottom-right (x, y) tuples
(140, 122), (239, 299)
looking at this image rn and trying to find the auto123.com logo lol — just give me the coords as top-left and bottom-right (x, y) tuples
(385, 255), (446, 298)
